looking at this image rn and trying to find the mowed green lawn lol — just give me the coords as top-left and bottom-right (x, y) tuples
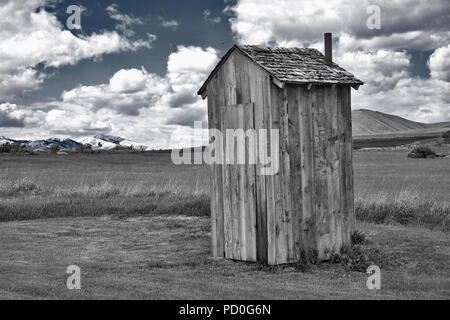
(0, 149), (449, 299)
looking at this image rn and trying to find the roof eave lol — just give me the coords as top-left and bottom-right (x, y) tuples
(282, 79), (364, 86)
(197, 45), (241, 99)
(197, 45), (284, 99)
(199, 79), (364, 98)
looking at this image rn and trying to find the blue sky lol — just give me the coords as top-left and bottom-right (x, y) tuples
(0, 0), (449, 148)
(18, 0), (234, 105)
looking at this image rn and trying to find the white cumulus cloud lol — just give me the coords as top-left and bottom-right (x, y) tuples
(429, 45), (450, 82)
(0, 0), (156, 99)
(226, 0), (450, 122)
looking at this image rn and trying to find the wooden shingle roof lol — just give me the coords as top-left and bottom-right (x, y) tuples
(198, 45), (364, 98)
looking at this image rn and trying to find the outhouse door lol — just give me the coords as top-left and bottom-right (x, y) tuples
(220, 102), (258, 262)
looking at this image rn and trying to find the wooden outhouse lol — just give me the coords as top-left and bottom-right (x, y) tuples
(197, 33), (363, 265)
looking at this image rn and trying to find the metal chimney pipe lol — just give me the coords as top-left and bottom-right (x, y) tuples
(324, 33), (332, 66)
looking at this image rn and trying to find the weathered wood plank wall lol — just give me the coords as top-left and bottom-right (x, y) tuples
(288, 84), (354, 260)
(208, 49), (267, 262)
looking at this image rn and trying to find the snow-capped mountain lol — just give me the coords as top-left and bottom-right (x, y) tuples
(0, 134), (149, 151)
(26, 138), (82, 152)
(79, 134), (149, 151)
(0, 136), (82, 151)
(0, 136), (28, 145)
(79, 135), (120, 150)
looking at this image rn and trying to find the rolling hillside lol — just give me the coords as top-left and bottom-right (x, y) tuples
(352, 109), (450, 148)
(352, 109), (450, 135)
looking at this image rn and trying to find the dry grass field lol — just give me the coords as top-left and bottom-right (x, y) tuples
(0, 148), (449, 299)
(353, 148), (450, 231)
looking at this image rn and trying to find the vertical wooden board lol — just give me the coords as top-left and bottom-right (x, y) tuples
(321, 86), (331, 256)
(231, 107), (242, 260)
(225, 54), (237, 106)
(336, 85), (345, 249)
(329, 85), (343, 252)
(258, 75), (269, 264)
(312, 86), (331, 258)
(274, 86), (285, 264)
(338, 85), (349, 247)
(219, 70), (229, 259)
(335, 85), (345, 252)
(229, 57), (239, 260)
(284, 86), (293, 263)
(249, 64), (268, 263)
(337, 85), (351, 247)
(287, 85), (303, 262)
(322, 86), (335, 256)
(222, 105), (240, 260)
(347, 88), (355, 237)
(298, 85), (316, 257)
(275, 86), (292, 264)
(259, 74), (276, 264)
(342, 86), (355, 240)
(235, 55), (246, 261)
(270, 84), (286, 264)
(244, 103), (257, 262)
(230, 54), (241, 260)
(208, 74), (225, 259)
(216, 67), (227, 259)
(216, 71), (226, 259)
(266, 81), (279, 265)
(207, 79), (217, 258)
(311, 87), (321, 255)
(220, 106), (232, 259)
(270, 80), (287, 264)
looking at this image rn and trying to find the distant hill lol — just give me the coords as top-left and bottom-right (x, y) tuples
(352, 109), (450, 148)
(351, 109), (450, 136)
